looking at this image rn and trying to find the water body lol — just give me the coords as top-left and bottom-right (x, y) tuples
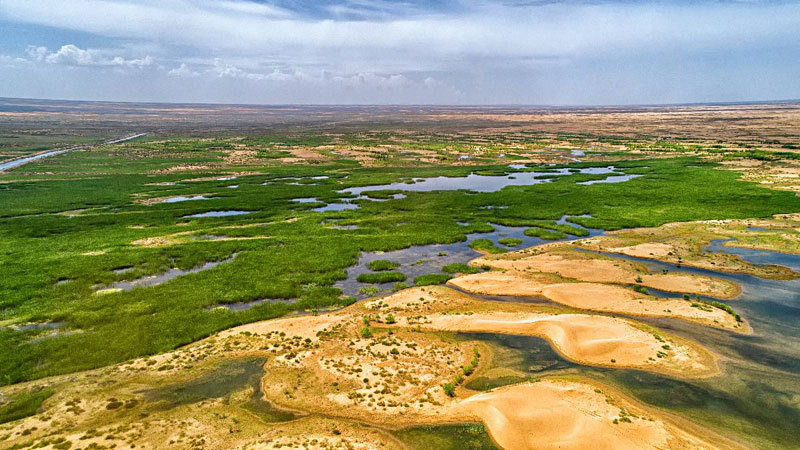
(313, 202), (359, 212)
(576, 174), (642, 185)
(340, 166), (622, 196)
(337, 216), (602, 298)
(161, 195), (211, 203)
(184, 210), (252, 218)
(291, 197), (321, 203)
(102, 254), (236, 291)
(705, 238), (800, 272)
(314, 166), (637, 214)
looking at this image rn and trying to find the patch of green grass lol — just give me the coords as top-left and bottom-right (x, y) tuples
(0, 388), (54, 424)
(414, 273), (453, 286)
(356, 272), (407, 283)
(468, 239), (507, 254)
(367, 260), (400, 271)
(524, 227), (567, 240)
(393, 423), (497, 450)
(441, 263), (480, 274)
(497, 237), (523, 247)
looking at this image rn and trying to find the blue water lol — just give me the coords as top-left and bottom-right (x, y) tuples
(184, 210), (253, 218)
(339, 166), (626, 196)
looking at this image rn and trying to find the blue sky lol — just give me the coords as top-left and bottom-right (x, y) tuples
(0, 0), (798, 105)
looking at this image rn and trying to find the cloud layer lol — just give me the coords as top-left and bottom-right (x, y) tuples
(1, 0), (799, 104)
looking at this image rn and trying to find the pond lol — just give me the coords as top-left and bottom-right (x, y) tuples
(339, 166), (625, 196)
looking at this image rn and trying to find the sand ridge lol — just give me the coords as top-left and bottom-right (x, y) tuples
(471, 249), (741, 299)
(449, 272), (748, 333)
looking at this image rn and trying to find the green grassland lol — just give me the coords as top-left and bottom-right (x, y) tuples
(1, 138), (799, 386)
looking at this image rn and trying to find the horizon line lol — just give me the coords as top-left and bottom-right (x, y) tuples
(2, 96), (800, 110)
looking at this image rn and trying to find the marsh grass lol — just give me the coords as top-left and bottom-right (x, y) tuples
(1, 147), (798, 385)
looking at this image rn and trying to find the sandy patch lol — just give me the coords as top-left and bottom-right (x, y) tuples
(451, 379), (729, 450)
(609, 242), (674, 258)
(542, 283), (746, 332)
(450, 273), (746, 333)
(420, 311), (716, 377)
(475, 251), (740, 299)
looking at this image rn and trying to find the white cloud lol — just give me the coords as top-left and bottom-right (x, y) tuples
(167, 63), (199, 77)
(26, 44), (153, 68)
(1, 0), (799, 104)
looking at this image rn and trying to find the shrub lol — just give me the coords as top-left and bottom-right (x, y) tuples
(367, 260), (400, 271)
(385, 314), (396, 324)
(360, 326), (372, 338)
(442, 383), (456, 397)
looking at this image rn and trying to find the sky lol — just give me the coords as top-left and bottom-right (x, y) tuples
(0, 0), (799, 105)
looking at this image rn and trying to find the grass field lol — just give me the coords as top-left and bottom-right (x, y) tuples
(1, 135), (799, 386)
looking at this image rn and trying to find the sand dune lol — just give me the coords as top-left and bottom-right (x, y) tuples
(452, 380), (725, 450)
(449, 272), (747, 333)
(474, 252), (740, 299)
(420, 311), (716, 377)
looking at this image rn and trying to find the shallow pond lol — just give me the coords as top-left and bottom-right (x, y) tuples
(339, 166), (625, 196)
(161, 195), (212, 203)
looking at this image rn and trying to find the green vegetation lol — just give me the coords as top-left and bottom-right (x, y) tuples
(497, 237), (523, 247)
(356, 272), (407, 283)
(1, 138), (798, 387)
(442, 346), (480, 397)
(441, 263), (480, 274)
(393, 423), (497, 450)
(0, 388), (54, 424)
(469, 239), (507, 254)
(524, 227), (567, 240)
(367, 260), (400, 271)
(414, 274), (453, 286)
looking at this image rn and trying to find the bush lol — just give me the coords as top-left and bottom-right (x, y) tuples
(360, 326), (372, 338)
(414, 274), (453, 286)
(367, 260), (400, 271)
(442, 383), (456, 397)
(357, 272), (407, 283)
(385, 313), (396, 324)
